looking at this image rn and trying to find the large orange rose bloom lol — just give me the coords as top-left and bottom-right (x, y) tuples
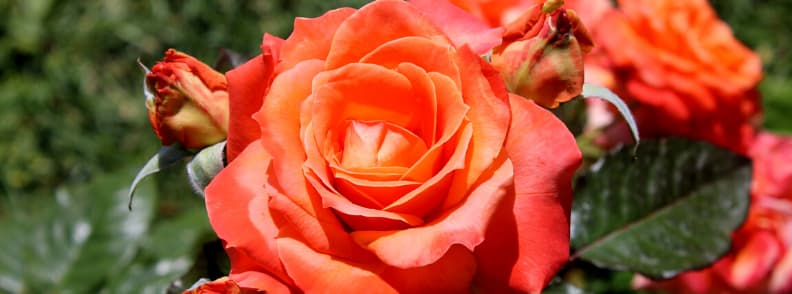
(589, 0), (763, 154)
(635, 133), (792, 294)
(206, 0), (581, 293)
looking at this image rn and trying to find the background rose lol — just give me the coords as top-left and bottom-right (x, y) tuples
(634, 133), (792, 294)
(206, 0), (581, 293)
(585, 0), (763, 154)
(146, 49), (229, 150)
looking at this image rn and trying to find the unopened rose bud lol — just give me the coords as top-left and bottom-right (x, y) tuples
(146, 49), (229, 150)
(491, 2), (594, 108)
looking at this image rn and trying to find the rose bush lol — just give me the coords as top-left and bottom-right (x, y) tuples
(146, 49), (229, 150)
(205, 0), (581, 292)
(582, 0), (763, 154)
(634, 133), (792, 294)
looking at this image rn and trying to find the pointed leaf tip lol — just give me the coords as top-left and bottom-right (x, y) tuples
(582, 84), (640, 156)
(127, 145), (192, 210)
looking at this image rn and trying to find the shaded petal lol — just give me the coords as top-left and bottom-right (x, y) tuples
(253, 59), (325, 209)
(230, 271), (292, 294)
(352, 155), (512, 268)
(441, 48), (510, 209)
(276, 237), (397, 294)
(381, 244), (477, 293)
(226, 35), (283, 161)
(411, 0), (504, 54)
(474, 94), (581, 293)
(265, 171), (378, 262)
(204, 141), (291, 285)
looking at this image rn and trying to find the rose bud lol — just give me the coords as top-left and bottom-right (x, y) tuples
(146, 49), (229, 150)
(490, 1), (594, 108)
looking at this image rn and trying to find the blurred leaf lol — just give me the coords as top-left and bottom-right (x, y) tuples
(102, 205), (213, 294)
(543, 281), (588, 294)
(570, 138), (751, 279)
(186, 141), (226, 197)
(0, 170), (156, 293)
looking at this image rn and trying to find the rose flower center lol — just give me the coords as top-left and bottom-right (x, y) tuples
(340, 120), (428, 171)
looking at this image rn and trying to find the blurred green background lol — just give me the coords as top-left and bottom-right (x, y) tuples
(0, 0), (788, 293)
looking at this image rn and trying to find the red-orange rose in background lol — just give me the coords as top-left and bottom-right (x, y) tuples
(206, 0), (581, 293)
(585, 0), (763, 154)
(146, 49), (229, 150)
(635, 133), (792, 294)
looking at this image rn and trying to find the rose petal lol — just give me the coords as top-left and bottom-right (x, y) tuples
(440, 48), (510, 209)
(728, 231), (781, 290)
(360, 36), (462, 88)
(277, 7), (356, 72)
(351, 154), (513, 268)
(380, 244), (477, 293)
(230, 271), (292, 294)
(325, 0), (449, 70)
(411, 0), (504, 54)
(276, 237), (397, 294)
(226, 35), (283, 161)
(265, 169), (378, 262)
(770, 251), (792, 293)
(474, 94), (581, 293)
(253, 59), (325, 210)
(204, 141), (291, 285)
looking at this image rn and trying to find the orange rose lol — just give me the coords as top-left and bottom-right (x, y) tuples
(206, 0), (581, 293)
(634, 133), (792, 294)
(146, 49), (229, 150)
(585, 0), (763, 154)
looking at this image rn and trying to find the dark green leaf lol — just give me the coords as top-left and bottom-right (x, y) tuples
(128, 145), (192, 210)
(570, 138), (751, 279)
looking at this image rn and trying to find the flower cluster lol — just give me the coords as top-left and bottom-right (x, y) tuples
(139, 0), (784, 293)
(145, 0), (588, 292)
(547, 0), (787, 293)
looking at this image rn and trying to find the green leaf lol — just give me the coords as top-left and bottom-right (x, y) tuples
(0, 171), (156, 293)
(102, 205), (213, 294)
(128, 145), (191, 210)
(582, 84), (640, 153)
(570, 138), (751, 279)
